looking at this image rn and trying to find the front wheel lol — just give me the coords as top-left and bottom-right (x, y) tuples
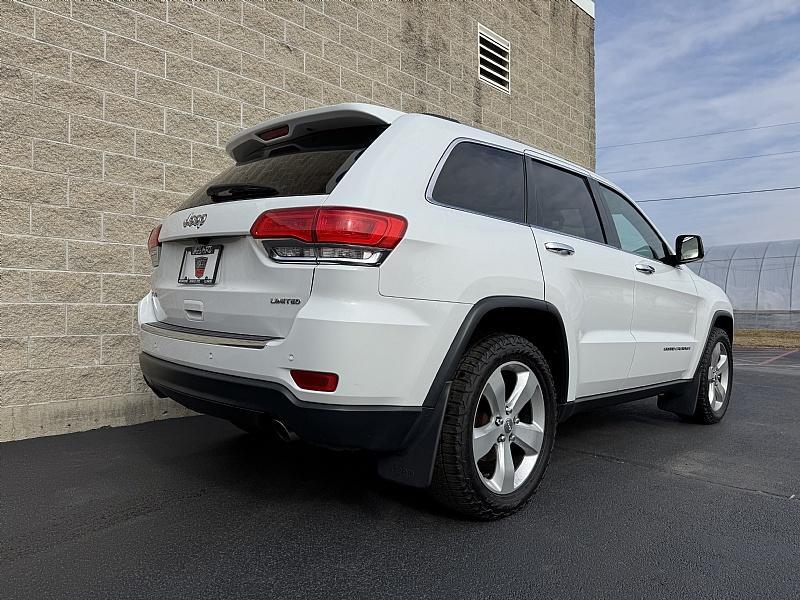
(430, 333), (557, 520)
(687, 327), (733, 424)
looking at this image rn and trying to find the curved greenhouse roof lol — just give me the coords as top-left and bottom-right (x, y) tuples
(688, 239), (800, 329)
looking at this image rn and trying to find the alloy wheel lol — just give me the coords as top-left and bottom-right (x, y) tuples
(707, 342), (730, 412)
(472, 361), (546, 494)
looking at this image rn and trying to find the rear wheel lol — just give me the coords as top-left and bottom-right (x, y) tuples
(687, 327), (733, 424)
(431, 333), (557, 520)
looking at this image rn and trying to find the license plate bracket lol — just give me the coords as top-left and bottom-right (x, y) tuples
(178, 244), (223, 285)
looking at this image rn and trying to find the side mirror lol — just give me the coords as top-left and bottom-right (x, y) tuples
(674, 234), (704, 264)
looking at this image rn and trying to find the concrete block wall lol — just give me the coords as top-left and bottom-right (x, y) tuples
(0, 0), (594, 441)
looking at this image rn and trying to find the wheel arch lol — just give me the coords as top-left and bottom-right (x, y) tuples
(712, 310), (734, 343)
(378, 296), (569, 489)
(423, 296), (569, 407)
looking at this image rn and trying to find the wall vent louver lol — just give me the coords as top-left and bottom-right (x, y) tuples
(478, 24), (510, 93)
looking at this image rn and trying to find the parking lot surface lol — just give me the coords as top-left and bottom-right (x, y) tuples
(2, 348), (798, 599)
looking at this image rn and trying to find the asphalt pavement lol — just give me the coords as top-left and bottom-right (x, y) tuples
(1, 347), (798, 599)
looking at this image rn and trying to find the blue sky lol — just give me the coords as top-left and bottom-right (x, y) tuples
(595, 0), (800, 246)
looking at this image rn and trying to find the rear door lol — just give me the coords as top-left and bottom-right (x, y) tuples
(152, 122), (389, 337)
(593, 183), (700, 387)
(526, 155), (636, 399)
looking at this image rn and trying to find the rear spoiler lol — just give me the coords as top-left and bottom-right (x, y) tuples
(226, 103), (404, 163)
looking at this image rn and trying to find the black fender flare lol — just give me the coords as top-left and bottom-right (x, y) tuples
(377, 296), (567, 487)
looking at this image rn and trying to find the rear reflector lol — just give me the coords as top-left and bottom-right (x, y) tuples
(290, 369), (339, 392)
(250, 207), (407, 249)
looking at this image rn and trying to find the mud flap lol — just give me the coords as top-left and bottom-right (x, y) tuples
(376, 383), (450, 488)
(657, 367), (701, 416)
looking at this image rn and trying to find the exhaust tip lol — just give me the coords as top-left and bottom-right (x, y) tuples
(271, 418), (299, 443)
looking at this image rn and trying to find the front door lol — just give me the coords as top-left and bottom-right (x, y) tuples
(526, 155), (636, 400)
(594, 184), (699, 387)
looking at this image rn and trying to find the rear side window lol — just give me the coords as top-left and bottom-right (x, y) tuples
(526, 158), (605, 244)
(431, 142), (525, 222)
(175, 125), (386, 212)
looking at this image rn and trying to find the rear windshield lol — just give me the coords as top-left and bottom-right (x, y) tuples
(175, 125), (386, 212)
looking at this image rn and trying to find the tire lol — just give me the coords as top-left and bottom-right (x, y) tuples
(687, 327), (733, 424)
(430, 333), (557, 520)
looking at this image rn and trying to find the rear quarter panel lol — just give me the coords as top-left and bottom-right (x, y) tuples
(329, 115), (545, 304)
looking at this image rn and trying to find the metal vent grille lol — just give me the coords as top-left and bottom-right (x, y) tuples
(478, 24), (510, 93)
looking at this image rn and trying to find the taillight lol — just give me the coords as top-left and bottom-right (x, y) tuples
(250, 207), (407, 265)
(290, 369), (339, 392)
(147, 224), (162, 267)
(250, 207), (316, 242)
(315, 208), (406, 248)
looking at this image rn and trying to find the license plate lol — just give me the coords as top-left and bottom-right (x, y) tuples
(178, 245), (223, 285)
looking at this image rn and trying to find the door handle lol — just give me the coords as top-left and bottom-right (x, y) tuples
(635, 263), (656, 274)
(545, 242), (575, 256)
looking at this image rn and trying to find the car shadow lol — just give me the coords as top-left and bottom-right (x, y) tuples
(168, 421), (454, 518)
(167, 402), (678, 519)
(555, 396), (681, 440)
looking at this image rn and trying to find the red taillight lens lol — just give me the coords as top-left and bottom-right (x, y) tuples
(315, 208), (407, 249)
(147, 224), (162, 250)
(290, 369), (339, 392)
(147, 224), (162, 267)
(251, 207), (406, 248)
(250, 207), (316, 242)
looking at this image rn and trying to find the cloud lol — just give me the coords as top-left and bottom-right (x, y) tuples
(595, 1), (800, 246)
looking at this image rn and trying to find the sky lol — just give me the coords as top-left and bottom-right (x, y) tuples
(595, 0), (800, 247)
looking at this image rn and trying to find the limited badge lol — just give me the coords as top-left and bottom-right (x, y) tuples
(194, 256), (208, 278)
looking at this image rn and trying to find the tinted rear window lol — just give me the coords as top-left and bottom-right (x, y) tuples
(431, 142), (525, 222)
(526, 158), (605, 244)
(175, 125), (386, 212)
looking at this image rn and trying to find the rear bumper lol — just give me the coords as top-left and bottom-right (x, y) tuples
(138, 286), (470, 409)
(140, 352), (427, 453)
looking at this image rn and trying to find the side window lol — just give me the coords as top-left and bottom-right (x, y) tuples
(526, 158), (605, 244)
(598, 185), (668, 260)
(431, 142), (525, 222)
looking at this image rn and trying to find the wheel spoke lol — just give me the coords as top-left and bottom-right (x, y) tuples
(717, 353), (728, 371)
(513, 422), (543, 455)
(711, 344), (720, 368)
(490, 442), (516, 494)
(472, 424), (497, 461)
(508, 370), (539, 418)
(714, 382), (725, 406)
(718, 358), (729, 381)
(530, 385), (546, 430)
(482, 369), (506, 416)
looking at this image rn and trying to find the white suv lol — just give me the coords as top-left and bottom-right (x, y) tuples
(138, 103), (734, 519)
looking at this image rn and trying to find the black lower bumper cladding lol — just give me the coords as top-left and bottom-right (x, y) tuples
(139, 352), (446, 486)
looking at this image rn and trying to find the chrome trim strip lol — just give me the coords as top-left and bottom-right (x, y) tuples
(141, 322), (273, 349)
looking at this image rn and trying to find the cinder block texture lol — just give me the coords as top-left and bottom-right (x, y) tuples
(0, 0), (594, 441)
